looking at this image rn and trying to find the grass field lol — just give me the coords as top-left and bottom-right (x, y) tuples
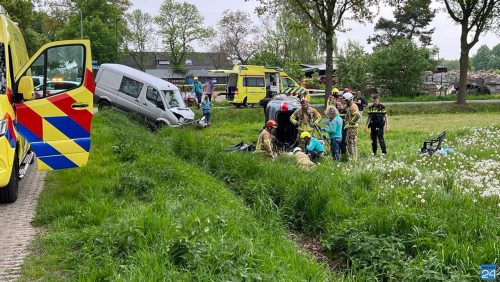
(23, 105), (500, 281)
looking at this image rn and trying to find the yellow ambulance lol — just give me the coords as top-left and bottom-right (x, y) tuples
(211, 65), (309, 107)
(0, 6), (94, 203)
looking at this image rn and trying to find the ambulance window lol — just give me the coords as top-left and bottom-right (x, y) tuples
(28, 54), (45, 99)
(283, 78), (296, 88)
(228, 74), (238, 87)
(243, 77), (265, 87)
(119, 76), (143, 98)
(0, 43), (6, 94)
(45, 45), (84, 97)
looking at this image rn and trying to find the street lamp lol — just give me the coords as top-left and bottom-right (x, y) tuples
(115, 18), (121, 63)
(60, 4), (83, 38)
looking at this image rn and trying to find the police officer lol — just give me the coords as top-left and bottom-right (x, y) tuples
(365, 95), (389, 157)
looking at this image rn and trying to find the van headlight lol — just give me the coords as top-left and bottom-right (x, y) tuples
(0, 119), (7, 137)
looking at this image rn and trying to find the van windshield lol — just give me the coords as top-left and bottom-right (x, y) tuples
(162, 90), (185, 108)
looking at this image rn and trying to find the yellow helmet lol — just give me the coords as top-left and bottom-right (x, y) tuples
(333, 87), (339, 93)
(194, 76), (198, 80)
(300, 131), (311, 139)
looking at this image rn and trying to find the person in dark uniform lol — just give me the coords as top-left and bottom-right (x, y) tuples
(365, 95), (389, 157)
(335, 101), (348, 160)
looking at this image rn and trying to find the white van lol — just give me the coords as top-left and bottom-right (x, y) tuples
(94, 64), (195, 127)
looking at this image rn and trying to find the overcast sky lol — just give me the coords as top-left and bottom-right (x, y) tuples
(130, 0), (499, 60)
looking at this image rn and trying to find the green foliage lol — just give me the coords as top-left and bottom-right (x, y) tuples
(368, 0), (435, 47)
(336, 41), (370, 94)
(124, 9), (156, 71)
(45, 0), (131, 63)
(472, 44), (500, 70)
(156, 0), (213, 73)
(370, 39), (434, 97)
(438, 59), (460, 71)
(23, 110), (330, 281)
(248, 50), (283, 67)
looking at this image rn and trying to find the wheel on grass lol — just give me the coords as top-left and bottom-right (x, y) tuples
(97, 100), (111, 111)
(0, 151), (19, 204)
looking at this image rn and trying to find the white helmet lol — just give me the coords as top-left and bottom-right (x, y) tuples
(292, 147), (302, 154)
(342, 92), (354, 101)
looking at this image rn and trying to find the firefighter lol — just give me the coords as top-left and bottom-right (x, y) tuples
(290, 98), (322, 149)
(327, 88), (340, 109)
(256, 120), (278, 159)
(365, 95), (389, 157)
(292, 147), (316, 170)
(342, 92), (361, 161)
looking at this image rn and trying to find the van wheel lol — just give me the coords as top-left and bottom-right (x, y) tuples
(98, 100), (111, 111)
(155, 121), (167, 129)
(242, 97), (249, 108)
(0, 151), (19, 203)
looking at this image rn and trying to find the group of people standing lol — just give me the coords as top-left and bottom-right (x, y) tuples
(256, 88), (389, 167)
(192, 76), (215, 126)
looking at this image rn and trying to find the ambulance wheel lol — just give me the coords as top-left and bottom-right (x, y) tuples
(242, 97), (249, 108)
(0, 151), (19, 203)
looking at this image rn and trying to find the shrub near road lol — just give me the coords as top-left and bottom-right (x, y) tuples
(162, 108), (500, 281)
(23, 110), (331, 281)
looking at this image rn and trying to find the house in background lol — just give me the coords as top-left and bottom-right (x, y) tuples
(121, 52), (232, 85)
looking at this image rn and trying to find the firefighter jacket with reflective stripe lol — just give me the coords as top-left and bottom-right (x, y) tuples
(290, 107), (322, 132)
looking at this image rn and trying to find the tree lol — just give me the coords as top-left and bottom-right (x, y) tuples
(443, 0), (500, 104)
(253, 0), (375, 105)
(156, 0), (213, 73)
(369, 39), (433, 97)
(212, 10), (259, 64)
(471, 45), (494, 70)
(336, 41), (370, 95)
(262, 13), (318, 64)
(368, 0), (435, 47)
(124, 9), (156, 71)
(492, 44), (500, 70)
(46, 0), (131, 63)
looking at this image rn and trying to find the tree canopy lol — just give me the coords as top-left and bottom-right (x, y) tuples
(125, 9), (156, 71)
(442, 0), (500, 103)
(156, 0), (213, 73)
(368, 0), (435, 47)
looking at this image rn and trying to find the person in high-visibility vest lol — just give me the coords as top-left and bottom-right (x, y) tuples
(290, 98), (322, 149)
(342, 92), (361, 161)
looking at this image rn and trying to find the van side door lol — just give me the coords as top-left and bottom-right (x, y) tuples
(115, 76), (143, 114)
(14, 40), (94, 171)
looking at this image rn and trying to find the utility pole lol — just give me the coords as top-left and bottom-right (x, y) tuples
(115, 18), (121, 63)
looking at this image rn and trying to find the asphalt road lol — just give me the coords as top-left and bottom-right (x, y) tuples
(0, 161), (45, 281)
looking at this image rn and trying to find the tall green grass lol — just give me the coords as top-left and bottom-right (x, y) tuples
(22, 110), (331, 281)
(159, 109), (500, 281)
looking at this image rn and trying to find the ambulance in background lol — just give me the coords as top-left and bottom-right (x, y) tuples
(0, 6), (95, 203)
(211, 65), (310, 107)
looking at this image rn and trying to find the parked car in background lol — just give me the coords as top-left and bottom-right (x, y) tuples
(34, 81), (79, 98)
(94, 64), (195, 127)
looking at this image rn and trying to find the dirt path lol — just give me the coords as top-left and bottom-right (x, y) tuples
(0, 162), (45, 281)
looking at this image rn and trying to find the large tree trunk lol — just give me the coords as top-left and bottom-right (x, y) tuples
(324, 30), (334, 107)
(457, 24), (469, 105)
